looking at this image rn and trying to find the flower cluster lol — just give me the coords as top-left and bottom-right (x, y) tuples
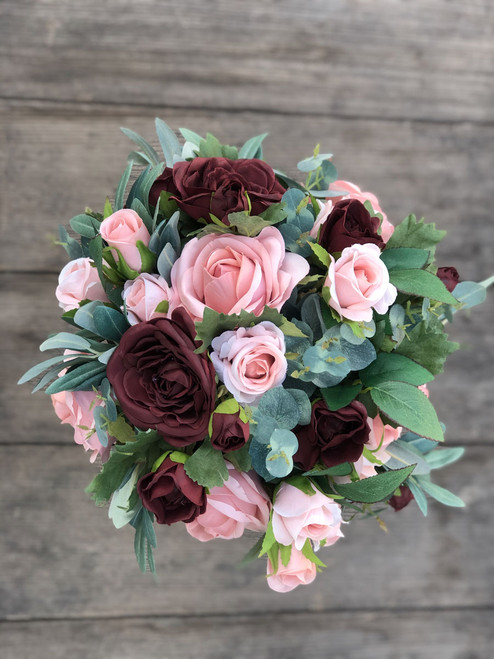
(21, 120), (492, 592)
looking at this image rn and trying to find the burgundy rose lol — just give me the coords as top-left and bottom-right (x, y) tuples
(137, 457), (206, 524)
(210, 412), (250, 453)
(388, 485), (414, 511)
(318, 199), (385, 253)
(294, 400), (370, 470)
(107, 308), (216, 447)
(149, 157), (285, 224)
(437, 266), (460, 293)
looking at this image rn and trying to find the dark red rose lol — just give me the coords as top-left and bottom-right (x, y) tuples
(210, 411), (250, 453)
(388, 485), (414, 511)
(294, 400), (370, 470)
(137, 457), (206, 524)
(149, 157), (285, 224)
(318, 199), (385, 253)
(107, 308), (216, 447)
(437, 266), (460, 293)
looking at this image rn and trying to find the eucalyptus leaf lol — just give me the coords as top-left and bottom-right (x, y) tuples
(238, 133), (269, 159)
(45, 360), (107, 394)
(120, 127), (160, 166)
(114, 159), (134, 210)
(39, 332), (91, 353)
(93, 306), (130, 342)
(155, 117), (181, 167)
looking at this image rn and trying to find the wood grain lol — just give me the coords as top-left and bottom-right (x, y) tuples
(1, 1), (494, 123)
(1, 446), (492, 620)
(1, 609), (493, 659)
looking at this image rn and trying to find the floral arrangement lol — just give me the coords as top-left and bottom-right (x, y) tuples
(20, 120), (492, 593)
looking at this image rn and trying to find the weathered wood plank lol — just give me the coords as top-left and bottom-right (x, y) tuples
(1, 101), (494, 276)
(1, 446), (492, 619)
(1, 1), (494, 123)
(5, 269), (493, 445)
(1, 609), (493, 659)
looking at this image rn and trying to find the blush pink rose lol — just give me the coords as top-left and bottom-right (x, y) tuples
(185, 462), (271, 541)
(55, 257), (108, 311)
(51, 389), (114, 463)
(349, 415), (402, 480)
(122, 273), (178, 325)
(100, 209), (150, 271)
(272, 482), (343, 551)
(210, 321), (287, 405)
(329, 180), (395, 242)
(310, 199), (333, 239)
(326, 243), (397, 322)
(267, 547), (317, 593)
(170, 226), (309, 321)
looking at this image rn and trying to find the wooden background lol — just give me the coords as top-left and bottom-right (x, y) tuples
(1, 1), (493, 657)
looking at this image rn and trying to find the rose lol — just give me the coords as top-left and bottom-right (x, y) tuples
(185, 462), (270, 541)
(318, 199), (385, 254)
(122, 273), (177, 325)
(267, 548), (317, 593)
(328, 180), (395, 242)
(210, 322), (287, 405)
(325, 243), (397, 322)
(389, 485), (414, 511)
(106, 308), (216, 447)
(137, 457), (206, 525)
(171, 226), (309, 321)
(210, 411), (250, 453)
(294, 400), (370, 470)
(149, 157), (286, 224)
(55, 257), (108, 311)
(437, 266), (460, 293)
(272, 482), (344, 551)
(51, 389), (113, 463)
(99, 209), (150, 271)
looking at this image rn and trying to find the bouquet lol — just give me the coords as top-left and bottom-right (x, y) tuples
(20, 120), (492, 593)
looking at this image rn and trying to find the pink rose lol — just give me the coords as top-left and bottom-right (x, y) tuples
(310, 199), (333, 239)
(185, 462), (271, 541)
(210, 321), (287, 405)
(122, 273), (178, 325)
(326, 243), (397, 322)
(100, 209), (150, 271)
(350, 415), (402, 479)
(51, 389), (114, 463)
(329, 180), (395, 242)
(170, 226), (309, 321)
(55, 257), (108, 311)
(272, 482), (343, 551)
(267, 547), (317, 593)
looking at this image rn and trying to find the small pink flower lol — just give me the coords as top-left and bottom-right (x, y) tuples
(267, 547), (317, 593)
(325, 243), (397, 322)
(310, 200), (333, 239)
(55, 257), (108, 311)
(185, 462), (271, 541)
(329, 180), (395, 242)
(100, 209), (150, 271)
(170, 226), (309, 322)
(419, 384), (430, 398)
(210, 322), (287, 405)
(123, 273), (177, 325)
(272, 482), (343, 551)
(51, 389), (114, 463)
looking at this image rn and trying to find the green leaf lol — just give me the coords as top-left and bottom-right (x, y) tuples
(106, 416), (137, 443)
(385, 214), (446, 256)
(385, 440), (431, 476)
(114, 159), (134, 211)
(18, 353), (79, 385)
(389, 269), (458, 306)
(227, 444), (252, 473)
(285, 475), (316, 496)
(396, 319), (459, 375)
(416, 478), (465, 507)
(197, 133), (238, 159)
(303, 463), (353, 477)
(308, 241), (331, 268)
(360, 353), (434, 387)
(103, 197), (113, 219)
(424, 447), (465, 470)
(45, 360), (106, 394)
(154, 300), (169, 314)
(279, 543), (293, 567)
(93, 306), (130, 342)
(57, 225), (84, 260)
(70, 214), (101, 239)
(227, 212), (273, 237)
(453, 281), (487, 309)
(301, 538), (326, 567)
(179, 127), (203, 146)
(120, 127), (160, 166)
(370, 381), (444, 442)
(407, 477), (428, 516)
(238, 133), (269, 159)
(155, 117), (181, 167)
(184, 440), (229, 488)
(286, 389), (312, 425)
(73, 300), (103, 334)
(39, 332), (91, 353)
(259, 202), (287, 225)
(380, 248), (429, 271)
(237, 536), (264, 567)
(132, 507), (157, 574)
(333, 465), (416, 503)
(321, 383), (361, 411)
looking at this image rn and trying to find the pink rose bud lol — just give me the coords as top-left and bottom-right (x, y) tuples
(55, 257), (108, 311)
(99, 209), (150, 271)
(185, 462), (271, 541)
(329, 179), (395, 242)
(348, 415), (402, 480)
(267, 547), (317, 593)
(310, 199), (333, 239)
(210, 321), (287, 405)
(51, 390), (114, 463)
(272, 482), (344, 551)
(170, 226), (309, 322)
(325, 243), (397, 322)
(122, 273), (177, 325)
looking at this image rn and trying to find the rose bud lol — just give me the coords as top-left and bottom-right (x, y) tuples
(388, 485), (414, 511)
(210, 411), (250, 453)
(267, 548), (317, 593)
(122, 273), (177, 325)
(99, 209), (150, 271)
(55, 257), (108, 311)
(437, 266), (460, 293)
(318, 198), (385, 254)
